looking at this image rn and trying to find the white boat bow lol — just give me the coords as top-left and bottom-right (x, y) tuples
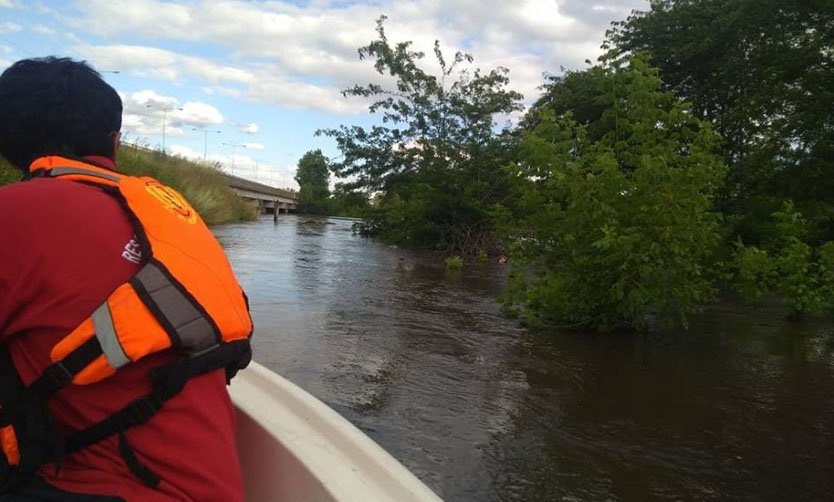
(230, 362), (443, 501)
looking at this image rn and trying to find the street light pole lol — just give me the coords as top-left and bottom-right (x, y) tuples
(222, 142), (247, 172)
(193, 128), (221, 162)
(147, 104), (183, 154)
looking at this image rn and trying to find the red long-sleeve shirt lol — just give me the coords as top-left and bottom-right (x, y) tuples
(0, 157), (243, 501)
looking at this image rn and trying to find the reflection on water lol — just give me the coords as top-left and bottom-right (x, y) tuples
(214, 215), (834, 501)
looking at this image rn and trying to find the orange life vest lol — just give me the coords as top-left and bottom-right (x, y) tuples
(0, 155), (253, 489)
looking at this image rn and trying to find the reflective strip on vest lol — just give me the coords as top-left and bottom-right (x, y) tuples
(93, 303), (130, 369)
(49, 167), (121, 182)
(134, 263), (218, 354)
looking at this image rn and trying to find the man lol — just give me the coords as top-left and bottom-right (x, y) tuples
(0, 57), (251, 500)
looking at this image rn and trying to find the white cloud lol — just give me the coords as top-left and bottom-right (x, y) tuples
(177, 101), (224, 127)
(119, 90), (225, 137)
(120, 92), (179, 136)
(0, 22), (21, 32)
(237, 122), (260, 134)
(60, 0), (647, 114)
(243, 142), (265, 151)
(168, 144), (201, 160)
(0, 0), (18, 7)
(246, 78), (367, 115)
(32, 24), (57, 36)
(74, 44), (256, 85)
(126, 89), (177, 108)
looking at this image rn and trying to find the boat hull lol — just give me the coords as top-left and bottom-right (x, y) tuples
(230, 362), (442, 502)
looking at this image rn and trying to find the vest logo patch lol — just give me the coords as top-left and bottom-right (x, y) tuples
(144, 180), (198, 224)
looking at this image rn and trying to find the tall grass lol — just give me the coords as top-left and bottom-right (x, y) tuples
(0, 145), (257, 225)
(117, 145), (256, 224)
(0, 157), (17, 186)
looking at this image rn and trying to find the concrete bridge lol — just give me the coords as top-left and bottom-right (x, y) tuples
(221, 173), (297, 215)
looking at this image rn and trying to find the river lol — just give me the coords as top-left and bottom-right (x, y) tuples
(213, 215), (834, 501)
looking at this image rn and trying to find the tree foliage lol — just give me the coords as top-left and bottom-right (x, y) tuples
(312, 7), (833, 328)
(603, 0), (834, 319)
(319, 16), (523, 254)
(606, 0), (834, 244)
(329, 183), (371, 218)
(732, 201), (834, 317)
(294, 149), (331, 215)
(501, 57), (726, 330)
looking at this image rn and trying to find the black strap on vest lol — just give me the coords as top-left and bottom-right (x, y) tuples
(59, 340), (252, 487)
(0, 339), (250, 489)
(29, 338), (104, 399)
(0, 347), (66, 492)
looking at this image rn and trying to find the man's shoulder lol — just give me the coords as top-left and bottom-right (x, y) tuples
(0, 179), (39, 201)
(0, 178), (120, 214)
(0, 177), (100, 195)
(0, 178), (130, 250)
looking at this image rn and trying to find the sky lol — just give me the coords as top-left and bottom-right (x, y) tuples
(0, 0), (648, 189)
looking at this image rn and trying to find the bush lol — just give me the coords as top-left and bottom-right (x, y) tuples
(445, 256), (464, 270)
(501, 57), (726, 331)
(732, 201), (834, 317)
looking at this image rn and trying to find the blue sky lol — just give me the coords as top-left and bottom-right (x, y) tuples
(0, 0), (647, 189)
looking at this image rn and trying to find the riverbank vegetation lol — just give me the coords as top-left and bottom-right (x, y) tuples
(0, 144), (256, 225)
(294, 149), (371, 217)
(322, 3), (834, 329)
(0, 158), (16, 185)
(499, 57), (726, 330)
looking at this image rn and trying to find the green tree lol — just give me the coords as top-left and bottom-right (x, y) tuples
(294, 149), (331, 215)
(319, 16), (523, 254)
(501, 57), (726, 331)
(329, 183), (370, 218)
(605, 0), (834, 244)
(732, 201), (834, 317)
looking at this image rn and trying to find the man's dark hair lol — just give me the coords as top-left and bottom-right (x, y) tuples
(0, 57), (122, 170)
